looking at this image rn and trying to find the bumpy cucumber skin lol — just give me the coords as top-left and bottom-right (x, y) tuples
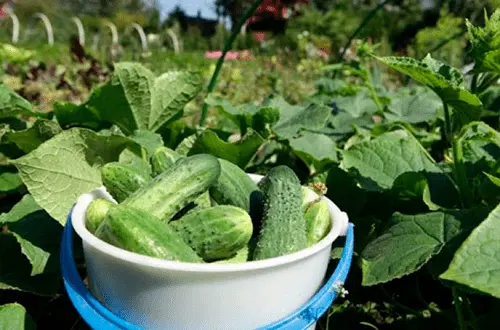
(214, 247), (249, 264)
(123, 154), (221, 222)
(209, 158), (259, 212)
(252, 166), (307, 261)
(150, 146), (182, 177)
(86, 198), (114, 234)
(169, 205), (253, 262)
(305, 199), (331, 246)
(100, 162), (151, 203)
(95, 205), (203, 263)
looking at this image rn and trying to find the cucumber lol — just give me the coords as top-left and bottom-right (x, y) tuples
(95, 205), (203, 263)
(171, 191), (212, 221)
(169, 205), (253, 261)
(214, 247), (249, 264)
(252, 166), (307, 261)
(209, 158), (259, 213)
(101, 162), (151, 203)
(301, 186), (320, 212)
(304, 199), (331, 246)
(123, 154), (221, 222)
(86, 198), (114, 234)
(150, 146), (183, 177)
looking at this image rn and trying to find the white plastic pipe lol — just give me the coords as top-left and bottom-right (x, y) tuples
(127, 23), (148, 51)
(72, 17), (85, 46)
(33, 13), (54, 46)
(5, 9), (20, 44)
(103, 21), (119, 45)
(166, 28), (180, 54)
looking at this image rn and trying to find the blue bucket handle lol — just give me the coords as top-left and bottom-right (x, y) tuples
(61, 207), (354, 330)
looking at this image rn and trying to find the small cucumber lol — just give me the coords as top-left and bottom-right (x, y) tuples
(214, 247), (249, 264)
(304, 199), (331, 246)
(95, 205), (203, 263)
(252, 166), (307, 261)
(150, 146), (183, 177)
(86, 198), (114, 234)
(123, 154), (221, 222)
(101, 162), (151, 203)
(301, 186), (320, 212)
(169, 205), (253, 261)
(209, 158), (259, 212)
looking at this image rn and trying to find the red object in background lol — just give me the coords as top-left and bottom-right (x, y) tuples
(247, 0), (309, 25)
(253, 31), (266, 43)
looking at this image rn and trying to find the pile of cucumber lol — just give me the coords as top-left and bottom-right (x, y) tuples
(86, 146), (332, 264)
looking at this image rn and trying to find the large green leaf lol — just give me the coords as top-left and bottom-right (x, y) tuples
(334, 90), (378, 118)
(386, 87), (442, 123)
(440, 203), (500, 298)
(289, 132), (337, 172)
(0, 84), (42, 119)
(341, 130), (442, 191)
(4, 119), (62, 153)
(87, 63), (202, 134)
(53, 101), (103, 130)
(458, 121), (500, 167)
(0, 233), (60, 296)
(128, 130), (164, 158)
(205, 95), (280, 135)
(271, 100), (331, 139)
(0, 303), (35, 330)
(466, 9), (500, 74)
(188, 129), (265, 169)
(12, 128), (136, 224)
(0, 167), (23, 194)
(0, 195), (62, 276)
(361, 209), (486, 286)
(376, 55), (483, 128)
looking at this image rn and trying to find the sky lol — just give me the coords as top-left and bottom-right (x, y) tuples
(158, 0), (217, 20)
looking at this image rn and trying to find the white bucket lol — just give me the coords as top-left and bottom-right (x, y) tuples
(71, 174), (349, 330)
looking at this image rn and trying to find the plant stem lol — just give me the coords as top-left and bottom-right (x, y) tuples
(337, 0), (393, 63)
(471, 73), (479, 94)
(199, 0), (264, 127)
(453, 287), (467, 330)
(442, 102), (452, 144)
(443, 102), (472, 207)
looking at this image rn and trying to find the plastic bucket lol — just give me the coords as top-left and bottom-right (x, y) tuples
(61, 174), (354, 330)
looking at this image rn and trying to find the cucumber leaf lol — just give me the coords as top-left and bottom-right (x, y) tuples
(11, 128), (137, 224)
(441, 203), (500, 298)
(3, 119), (62, 153)
(188, 129), (265, 169)
(361, 209), (488, 286)
(0, 303), (35, 330)
(87, 63), (203, 134)
(466, 9), (500, 74)
(0, 84), (44, 119)
(289, 131), (337, 172)
(386, 87), (442, 123)
(376, 54), (483, 129)
(0, 195), (62, 276)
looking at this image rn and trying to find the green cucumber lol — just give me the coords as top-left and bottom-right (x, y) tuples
(304, 199), (331, 246)
(101, 162), (152, 203)
(169, 205), (253, 261)
(252, 166), (307, 261)
(214, 247), (249, 264)
(301, 186), (320, 212)
(209, 158), (259, 212)
(95, 205), (203, 263)
(171, 191), (212, 221)
(150, 146), (183, 177)
(86, 198), (114, 234)
(123, 154), (221, 222)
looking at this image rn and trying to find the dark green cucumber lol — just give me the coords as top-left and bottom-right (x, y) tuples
(304, 199), (331, 246)
(252, 166), (307, 261)
(86, 198), (114, 234)
(95, 205), (203, 263)
(123, 154), (221, 222)
(169, 205), (253, 261)
(101, 162), (152, 203)
(214, 247), (249, 264)
(209, 158), (259, 212)
(150, 146), (183, 177)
